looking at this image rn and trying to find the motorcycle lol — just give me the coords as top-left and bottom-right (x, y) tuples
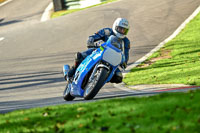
(63, 35), (126, 101)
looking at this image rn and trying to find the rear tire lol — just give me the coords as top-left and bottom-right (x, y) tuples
(63, 82), (75, 101)
(84, 68), (108, 100)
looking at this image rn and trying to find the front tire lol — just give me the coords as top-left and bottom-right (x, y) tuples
(84, 68), (108, 100)
(63, 82), (75, 101)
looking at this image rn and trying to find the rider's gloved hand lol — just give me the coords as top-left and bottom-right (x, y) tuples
(120, 62), (127, 69)
(87, 37), (95, 48)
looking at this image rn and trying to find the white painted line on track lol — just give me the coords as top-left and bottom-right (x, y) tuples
(124, 5), (200, 75)
(0, 0), (12, 7)
(0, 37), (5, 42)
(41, 2), (53, 22)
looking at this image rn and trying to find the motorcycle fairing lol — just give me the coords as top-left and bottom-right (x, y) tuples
(70, 49), (103, 97)
(69, 36), (125, 97)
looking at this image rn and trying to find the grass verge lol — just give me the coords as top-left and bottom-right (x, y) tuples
(51, 0), (117, 18)
(0, 90), (200, 132)
(124, 12), (200, 86)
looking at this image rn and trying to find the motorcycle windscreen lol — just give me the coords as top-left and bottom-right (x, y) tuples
(102, 47), (122, 66)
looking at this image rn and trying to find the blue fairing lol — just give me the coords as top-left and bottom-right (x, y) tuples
(64, 35), (124, 98)
(70, 49), (103, 97)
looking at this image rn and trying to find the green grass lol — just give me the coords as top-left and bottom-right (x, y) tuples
(1, 90), (200, 133)
(51, 0), (117, 18)
(124, 12), (200, 86)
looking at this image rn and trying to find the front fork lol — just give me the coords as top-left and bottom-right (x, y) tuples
(88, 62), (99, 83)
(88, 62), (111, 83)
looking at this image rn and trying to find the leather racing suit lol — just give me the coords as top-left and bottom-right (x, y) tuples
(69, 28), (130, 83)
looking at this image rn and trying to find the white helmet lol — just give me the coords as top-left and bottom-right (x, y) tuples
(112, 18), (129, 39)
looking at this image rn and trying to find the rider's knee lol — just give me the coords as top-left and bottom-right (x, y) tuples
(75, 52), (84, 64)
(110, 71), (123, 84)
(75, 52), (83, 62)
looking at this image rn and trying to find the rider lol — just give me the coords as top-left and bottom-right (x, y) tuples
(67, 18), (130, 83)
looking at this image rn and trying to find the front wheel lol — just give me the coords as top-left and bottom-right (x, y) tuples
(84, 67), (108, 100)
(63, 82), (75, 101)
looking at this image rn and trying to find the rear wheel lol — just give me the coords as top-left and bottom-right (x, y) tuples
(84, 67), (108, 100)
(63, 82), (75, 101)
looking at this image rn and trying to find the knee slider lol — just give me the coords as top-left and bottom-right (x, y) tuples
(115, 71), (122, 78)
(110, 71), (123, 83)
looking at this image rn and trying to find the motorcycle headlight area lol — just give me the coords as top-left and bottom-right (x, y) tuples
(102, 48), (122, 66)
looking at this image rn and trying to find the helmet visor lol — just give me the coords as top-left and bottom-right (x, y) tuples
(116, 26), (129, 35)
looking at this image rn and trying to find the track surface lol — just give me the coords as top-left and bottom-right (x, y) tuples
(0, 0), (51, 31)
(0, 0), (200, 113)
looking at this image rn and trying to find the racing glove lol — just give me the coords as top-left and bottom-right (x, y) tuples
(120, 62), (127, 69)
(87, 37), (95, 48)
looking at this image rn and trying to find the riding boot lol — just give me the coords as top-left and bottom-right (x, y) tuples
(67, 66), (76, 78)
(68, 52), (83, 78)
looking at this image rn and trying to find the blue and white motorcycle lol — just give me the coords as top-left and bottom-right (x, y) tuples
(63, 35), (126, 100)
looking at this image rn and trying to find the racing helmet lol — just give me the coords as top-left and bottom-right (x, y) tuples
(112, 18), (129, 39)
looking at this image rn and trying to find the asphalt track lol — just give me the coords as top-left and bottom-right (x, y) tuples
(0, 0), (51, 31)
(0, 0), (200, 113)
